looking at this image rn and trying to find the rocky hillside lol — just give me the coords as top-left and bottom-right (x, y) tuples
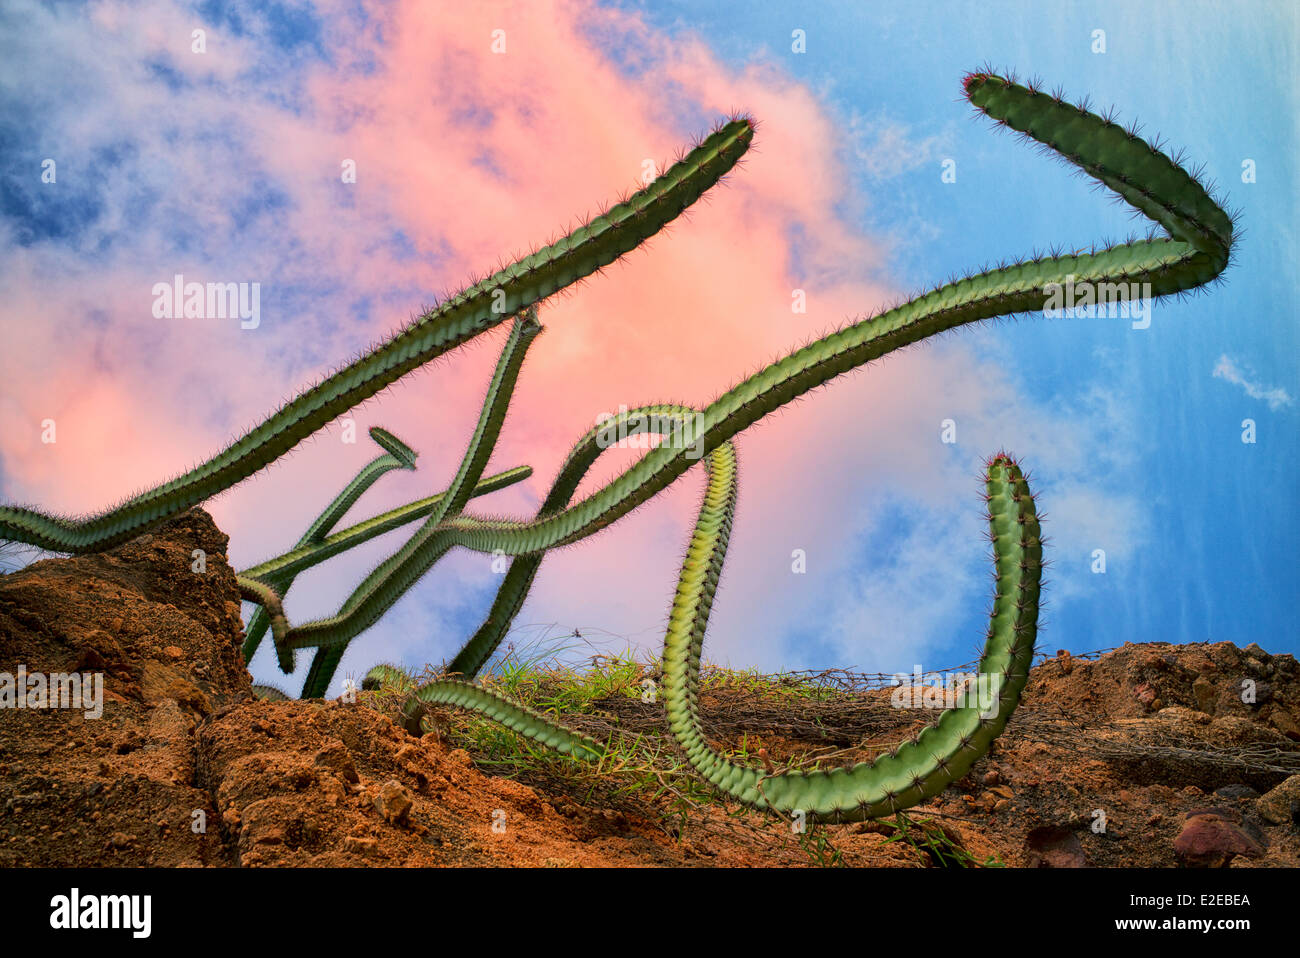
(0, 509), (1296, 867)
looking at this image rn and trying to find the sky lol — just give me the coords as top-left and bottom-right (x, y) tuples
(1, 0), (1296, 696)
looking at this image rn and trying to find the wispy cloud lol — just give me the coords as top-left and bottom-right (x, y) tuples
(1212, 355), (1293, 411)
(847, 111), (949, 180)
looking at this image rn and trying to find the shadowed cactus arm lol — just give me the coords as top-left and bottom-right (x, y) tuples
(292, 309), (544, 696)
(0, 120), (754, 554)
(237, 465), (532, 582)
(398, 677), (606, 759)
(236, 575), (289, 658)
(366, 72), (1235, 821)
(250, 683), (291, 702)
(241, 426), (419, 663)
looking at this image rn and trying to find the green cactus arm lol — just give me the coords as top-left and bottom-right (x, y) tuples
(447, 404), (702, 679)
(360, 663), (414, 693)
(299, 646), (345, 700)
(236, 465), (532, 582)
(0, 120), (754, 555)
(242, 427), (419, 662)
(236, 575), (289, 666)
(250, 683), (291, 702)
(363, 73), (1233, 820)
(300, 427), (418, 544)
(364, 668), (606, 760)
(663, 446), (1037, 822)
(292, 310), (544, 696)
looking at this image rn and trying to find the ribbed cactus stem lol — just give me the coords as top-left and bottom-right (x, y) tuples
(365, 72), (1234, 821)
(0, 120), (753, 554)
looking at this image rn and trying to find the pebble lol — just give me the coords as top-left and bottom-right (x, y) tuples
(1255, 775), (1300, 826)
(373, 780), (413, 825)
(1173, 813), (1264, 867)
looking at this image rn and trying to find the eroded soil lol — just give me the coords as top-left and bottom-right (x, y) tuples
(1, 509), (1296, 867)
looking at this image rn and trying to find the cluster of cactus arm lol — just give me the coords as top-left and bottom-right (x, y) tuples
(0, 73), (1234, 821)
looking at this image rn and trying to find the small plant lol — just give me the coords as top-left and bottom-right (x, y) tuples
(882, 814), (1003, 869)
(798, 825), (846, 868)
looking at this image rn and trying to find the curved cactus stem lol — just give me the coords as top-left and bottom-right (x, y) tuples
(662, 447), (1037, 822)
(361, 663), (414, 693)
(235, 575), (291, 671)
(242, 427), (419, 664)
(448, 404), (703, 679)
(0, 119), (754, 554)
(250, 683), (291, 702)
(293, 309), (544, 696)
(365, 667), (605, 759)
(366, 72), (1235, 821)
(238, 465), (532, 583)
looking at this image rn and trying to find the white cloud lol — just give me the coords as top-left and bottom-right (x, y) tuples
(1212, 355), (1293, 411)
(847, 111), (949, 180)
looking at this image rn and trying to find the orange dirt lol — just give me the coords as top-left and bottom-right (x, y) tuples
(0, 509), (1296, 867)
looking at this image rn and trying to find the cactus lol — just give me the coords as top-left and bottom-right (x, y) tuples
(369, 71), (1235, 821)
(1, 72), (1235, 822)
(240, 425), (419, 667)
(0, 119), (753, 554)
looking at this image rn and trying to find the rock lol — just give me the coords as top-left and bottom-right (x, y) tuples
(1157, 705), (1211, 725)
(1255, 775), (1300, 826)
(1269, 709), (1300, 741)
(373, 780), (413, 825)
(313, 741), (360, 784)
(1213, 784), (1259, 801)
(395, 744), (420, 764)
(1134, 683), (1159, 710)
(983, 770), (1000, 786)
(1192, 676), (1218, 713)
(1025, 826), (1087, 867)
(1173, 813), (1265, 867)
(320, 776), (348, 806)
(343, 836), (380, 858)
(1243, 657), (1268, 678)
